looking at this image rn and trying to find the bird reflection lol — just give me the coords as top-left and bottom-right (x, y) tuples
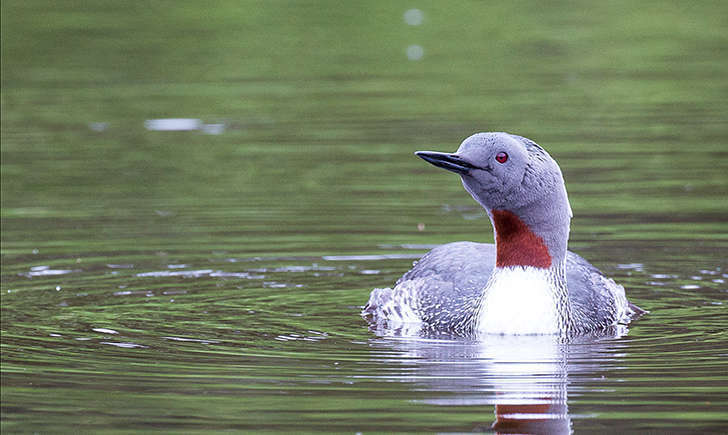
(368, 326), (628, 434)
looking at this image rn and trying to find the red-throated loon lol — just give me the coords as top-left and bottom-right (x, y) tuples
(362, 132), (644, 337)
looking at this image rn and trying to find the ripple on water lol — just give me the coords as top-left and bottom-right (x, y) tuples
(21, 265), (75, 277)
(2, 245), (726, 433)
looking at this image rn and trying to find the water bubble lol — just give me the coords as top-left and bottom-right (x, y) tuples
(406, 45), (424, 61)
(403, 9), (424, 26)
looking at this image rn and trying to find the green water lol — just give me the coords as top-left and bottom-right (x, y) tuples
(2, 1), (727, 432)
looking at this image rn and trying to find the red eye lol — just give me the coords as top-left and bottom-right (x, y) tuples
(495, 152), (508, 163)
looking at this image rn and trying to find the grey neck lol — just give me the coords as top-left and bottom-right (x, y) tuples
(505, 188), (572, 267)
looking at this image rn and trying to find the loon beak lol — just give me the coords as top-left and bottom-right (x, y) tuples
(415, 151), (479, 175)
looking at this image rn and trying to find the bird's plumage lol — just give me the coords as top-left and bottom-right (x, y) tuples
(363, 132), (644, 337)
(363, 241), (642, 334)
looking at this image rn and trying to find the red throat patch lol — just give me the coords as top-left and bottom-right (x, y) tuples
(492, 209), (552, 268)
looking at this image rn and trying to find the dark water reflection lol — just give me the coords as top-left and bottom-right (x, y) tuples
(3, 0), (728, 433)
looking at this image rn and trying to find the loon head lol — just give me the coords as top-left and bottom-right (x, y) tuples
(416, 132), (573, 268)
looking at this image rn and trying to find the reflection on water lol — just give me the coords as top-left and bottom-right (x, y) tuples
(144, 118), (225, 134)
(369, 331), (631, 433)
(144, 118), (202, 131)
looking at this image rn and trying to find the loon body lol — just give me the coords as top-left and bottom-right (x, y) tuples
(363, 132), (644, 337)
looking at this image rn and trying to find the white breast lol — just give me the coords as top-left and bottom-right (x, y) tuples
(475, 266), (561, 335)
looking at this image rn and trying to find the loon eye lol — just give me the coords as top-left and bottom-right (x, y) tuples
(495, 152), (508, 164)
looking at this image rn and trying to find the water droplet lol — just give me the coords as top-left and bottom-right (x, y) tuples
(406, 45), (424, 61)
(403, 9), (424, 26)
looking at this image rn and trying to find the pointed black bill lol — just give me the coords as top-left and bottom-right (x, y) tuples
(415, 151), (479, 175)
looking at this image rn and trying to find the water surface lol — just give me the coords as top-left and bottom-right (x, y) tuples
(2, 1), (727, 432)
